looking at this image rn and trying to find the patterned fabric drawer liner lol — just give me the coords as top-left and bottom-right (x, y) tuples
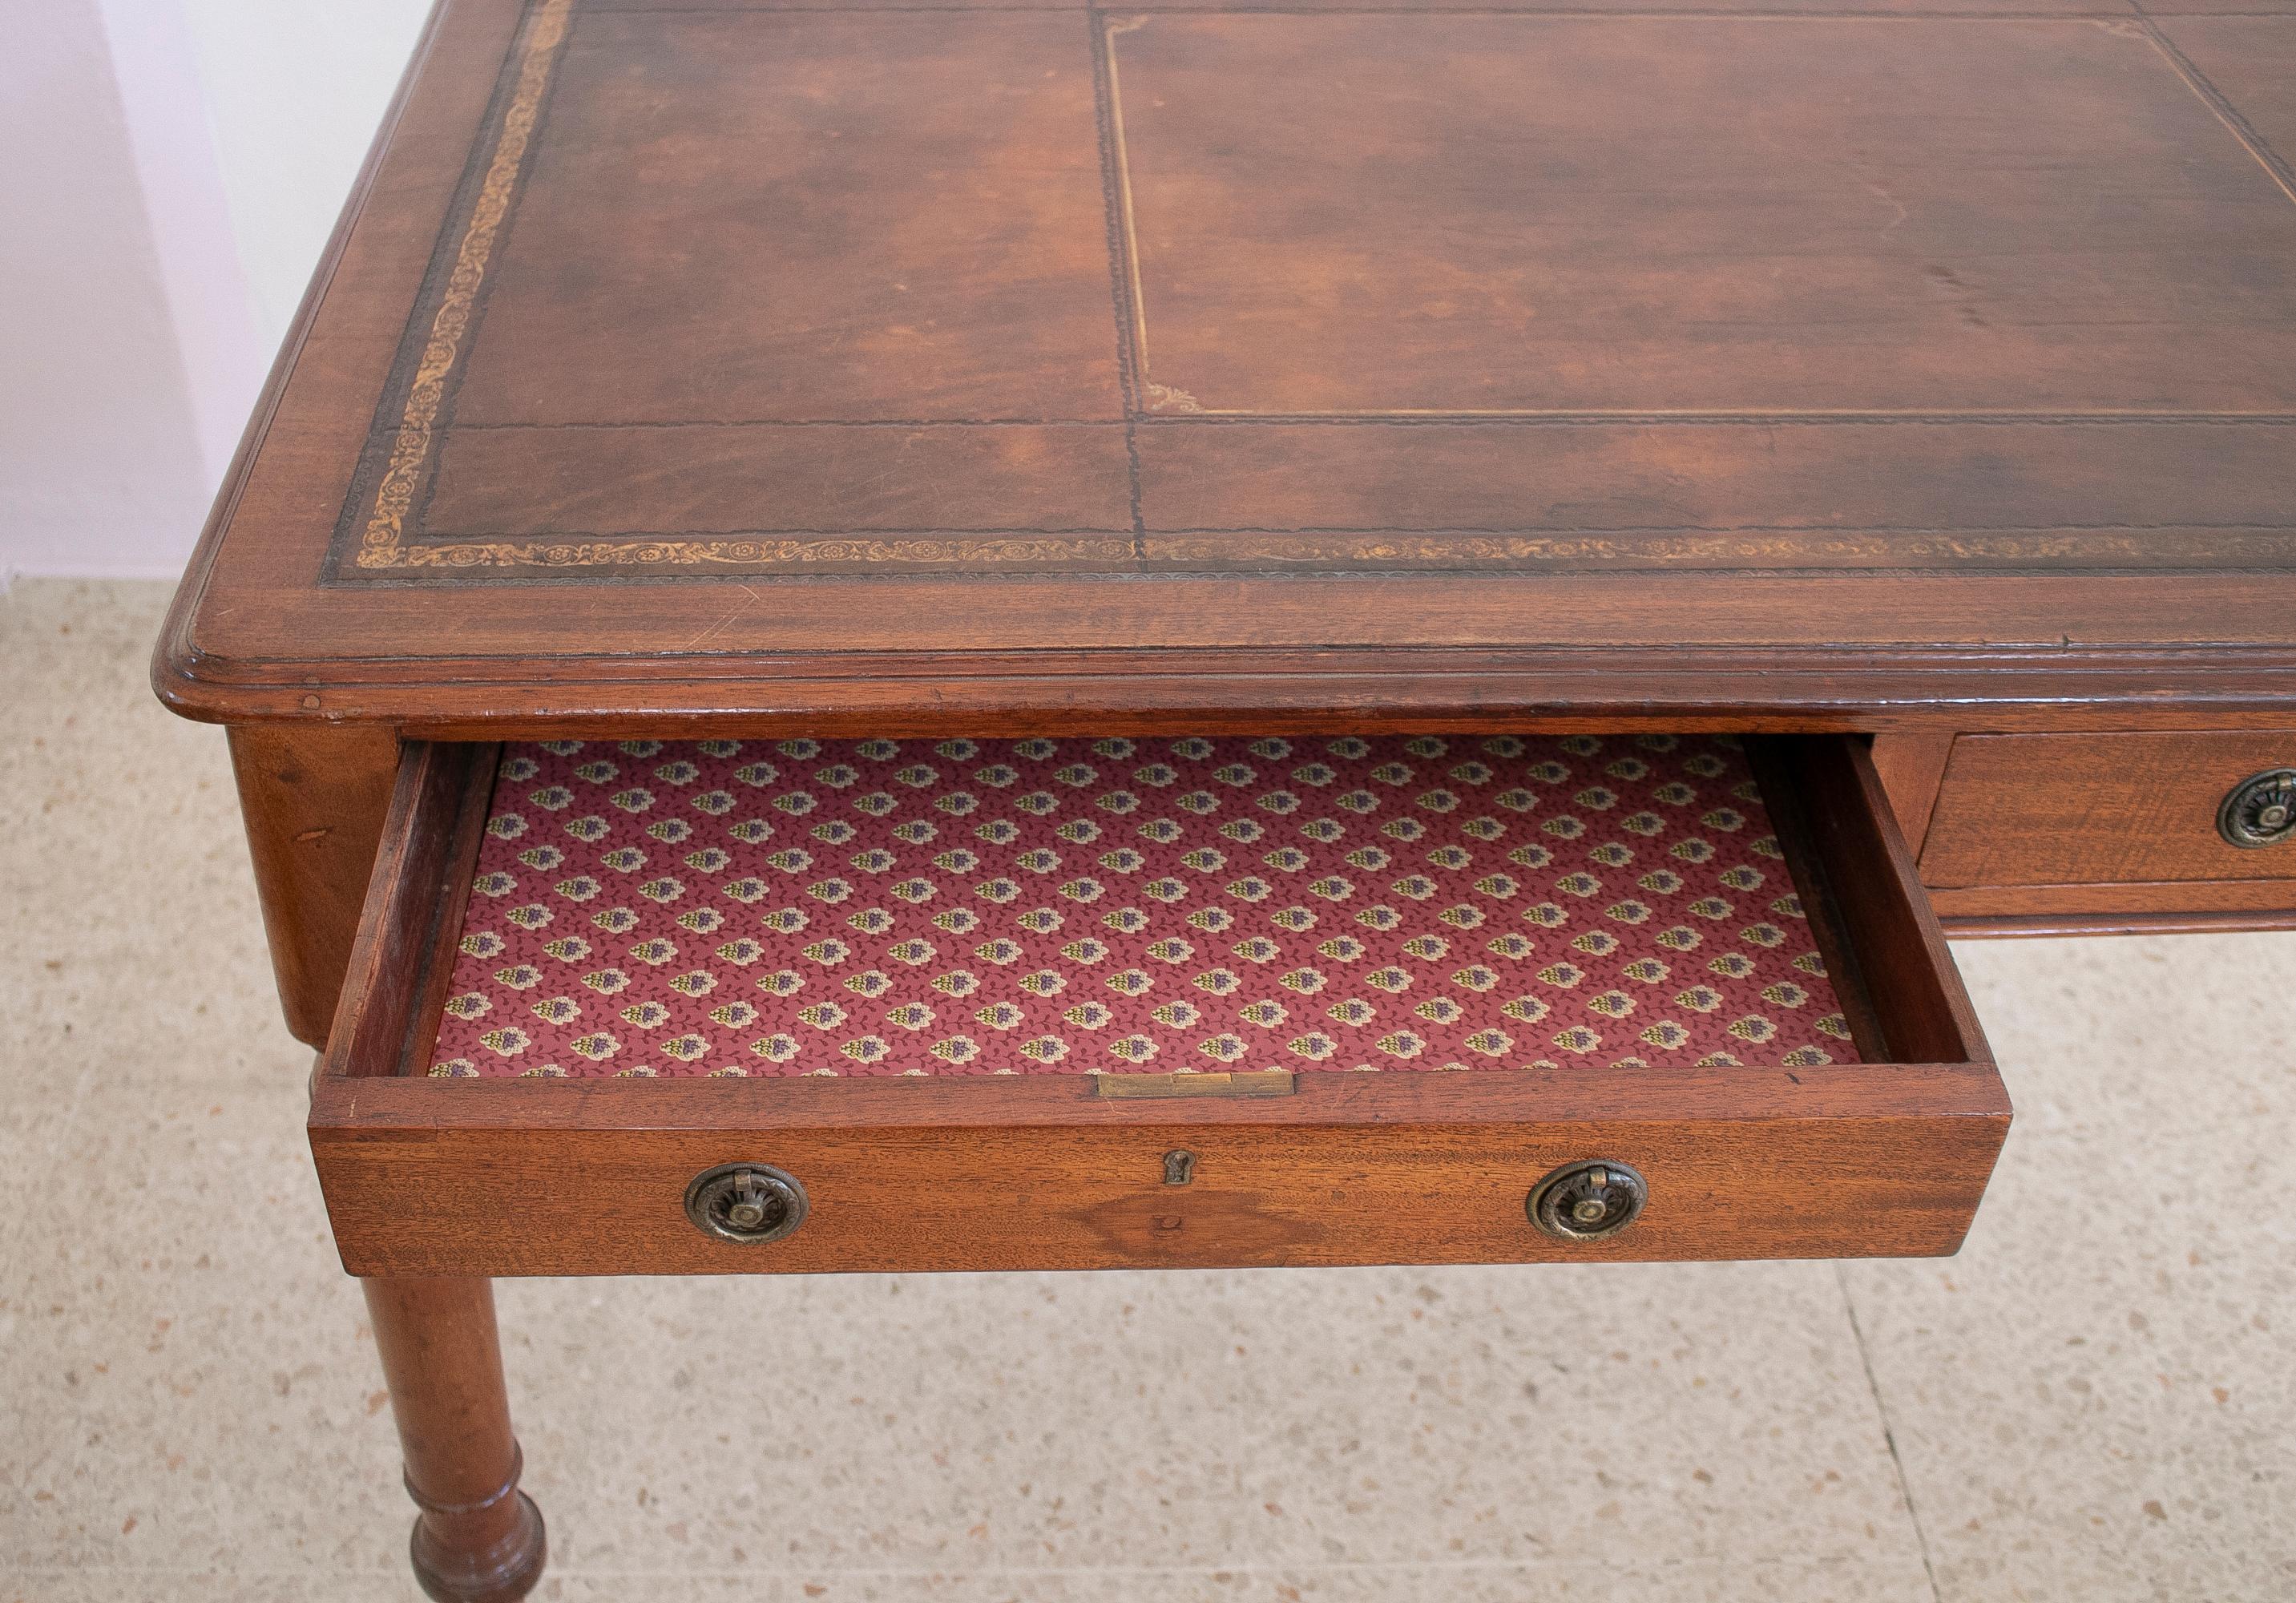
(430, 734), (1858, 1078)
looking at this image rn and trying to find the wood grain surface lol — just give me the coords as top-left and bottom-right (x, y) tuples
(1931, 901), (2296, 938)
(318, 1095), (2009, 1277)
(228, 725), (403, 1045)
(1920, 732), (2296, 887)
(1868, 735), (1955, 861)
(152, 0), (2296, 731)
(363, 1277), (547, 1601)
(1930, 881), (2296, 928)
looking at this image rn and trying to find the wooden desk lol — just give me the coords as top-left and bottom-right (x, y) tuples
(157, 2), (2296, 1595)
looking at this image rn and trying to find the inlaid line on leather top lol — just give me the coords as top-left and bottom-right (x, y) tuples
(428, 734), (1858, 1077)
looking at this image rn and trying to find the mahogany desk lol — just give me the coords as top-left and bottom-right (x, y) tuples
(157, 1), (2296, 1596)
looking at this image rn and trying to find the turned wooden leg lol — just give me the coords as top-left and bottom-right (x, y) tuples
(365, 1278), (547, 1602)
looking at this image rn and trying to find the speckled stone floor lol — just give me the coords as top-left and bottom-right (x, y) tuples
(2, 578), (2290, 1603)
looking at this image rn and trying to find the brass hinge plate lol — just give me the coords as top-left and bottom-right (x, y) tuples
(1093, 1069), (1297, 1100)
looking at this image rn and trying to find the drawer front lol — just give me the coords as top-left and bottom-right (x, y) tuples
(1921, 733), (2296, 889)
(312, 734), (2006, 1277)
(316, 1073), (2006, 1276)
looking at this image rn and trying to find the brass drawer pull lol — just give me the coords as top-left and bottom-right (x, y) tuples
(1527, 1160), (1648, 1242)
(2218, 769), (2296, 849)
(684, 1163), (808, 1245)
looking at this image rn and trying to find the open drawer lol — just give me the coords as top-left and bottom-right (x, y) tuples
(313, 733), (2007, 1275)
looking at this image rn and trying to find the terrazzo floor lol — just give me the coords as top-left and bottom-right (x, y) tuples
(2, 578), (2290, 1603)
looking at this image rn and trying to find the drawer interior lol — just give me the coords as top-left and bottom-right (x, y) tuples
(432, 733), (1859, 1080)
(312, 733), (2006, 1276)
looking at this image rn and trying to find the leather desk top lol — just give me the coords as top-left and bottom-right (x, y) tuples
(156, 0), (2296, 732)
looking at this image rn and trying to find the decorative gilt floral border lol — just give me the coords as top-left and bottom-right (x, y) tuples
(353, 0), (577, 571)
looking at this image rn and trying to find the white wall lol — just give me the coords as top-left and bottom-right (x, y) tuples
(0, 0), (432, 583)
(176, 0), (438, 343)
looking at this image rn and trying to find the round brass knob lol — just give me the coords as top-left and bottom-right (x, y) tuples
(2219, 769), (2296, 849)
(1527, 1159), (1648, 1242)
(684, 1162), (808, 1245)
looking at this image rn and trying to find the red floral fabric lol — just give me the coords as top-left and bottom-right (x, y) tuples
(429, 735), (1857, 1078)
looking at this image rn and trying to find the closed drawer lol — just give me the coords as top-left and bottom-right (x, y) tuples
(1921, 733), (2296, 889)
(312, 732), (2006, 1276)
